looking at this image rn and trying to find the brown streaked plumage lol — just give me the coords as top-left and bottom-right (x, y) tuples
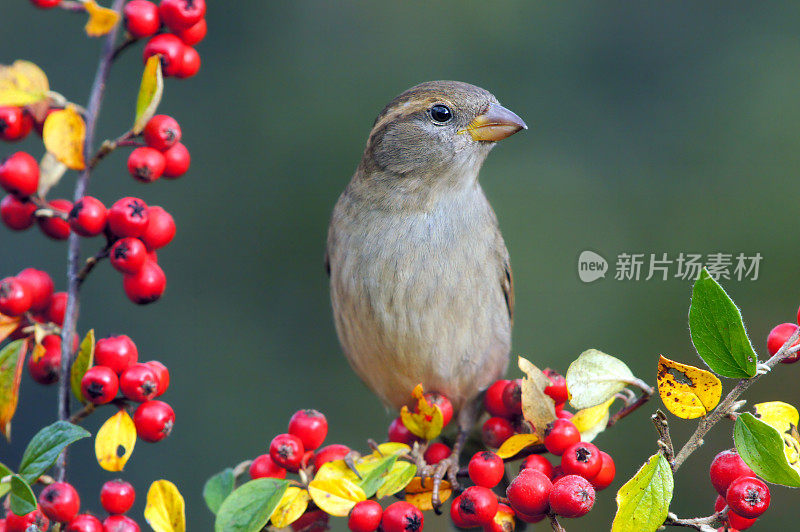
(326, 81), (525, 425)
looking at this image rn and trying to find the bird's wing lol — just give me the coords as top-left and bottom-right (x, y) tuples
(502, 255), (514, 326)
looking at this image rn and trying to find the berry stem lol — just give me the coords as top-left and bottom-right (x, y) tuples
(651, 410), (675, 463)
(57, 1), (87, 13)
(76, 239), (112, 286)
(606, 377), (653, 428)
(55, 0), (127, 483)
(663, 509), (726, 530)
(547, 513), (566, 531)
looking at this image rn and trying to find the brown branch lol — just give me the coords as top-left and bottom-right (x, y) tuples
(607, 378), (653, 428)
(664, 509), (726, 530)
(76, 240), (113, 286)
(68, 403), (95, 425)
(548, 513), (566, 531)
(651, 410), (674, 464)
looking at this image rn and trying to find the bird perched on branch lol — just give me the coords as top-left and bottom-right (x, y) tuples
(326, 80), (526, 449)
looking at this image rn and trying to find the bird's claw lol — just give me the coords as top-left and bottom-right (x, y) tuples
(430, 452), (461, 514)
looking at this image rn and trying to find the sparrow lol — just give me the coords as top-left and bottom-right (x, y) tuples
(326, 80), (526, 437)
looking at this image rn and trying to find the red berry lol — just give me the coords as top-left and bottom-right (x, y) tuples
(726, 476), (770, 519)
(28, 334), (62, 384)
(139, 206), (175, 250)
(485, 379), (512, 418)
(38, 199), (73, 240)
(768, 322), (800, 364)
(556, 408), (574, 420)
(100, 479), (135, 515)
(119, 362), (159, 402)
(95, 335), (139, 375)
(143, 115), (181, 151)
(560, 442), (602, 479)
(66, 513), (104, 532)
(313, 444), (350, 470)
(175, 46), (201, 79)
(543, 419), (581, 456)
(0, 152), (39, 197)
(388, 416), (422, 446)
(39, 481), (80, 523)
(291, 510), (329, 532)
(144, 360), (169, 396)
(421, 392), (453, 428)
(161, 142), (190, 178)
(715, 494), (757, 530)
(176, 18), (206, 45)
(423, 442), (450, 465)
(468, 451), (504, 488)
(1, 194), (36, 230)
(68, 196), (107, 237)
(455, 485), (498, 527)
(449, 495), (471, 528)
(544, 369), (569, 406)
(381, 501), (423, 532)
(709, 450), (755, 497)
(270, 433), (305, 471)
(502, 379), (523, 416)
(46, 291), (68, 325)
(506, 468), (552, 516)
(123, 0), (160, 39)
(158, 0), (205, 30)
(521, 454), (555, 480)
(0, 277), (32, 316)
(81, 366), (119, 404)
(29, 0), (62, 8)
(0, 107), (33, 141)
(589, 450), (615, 490)
(127, 147), (165, 183)
(515, 509), (547, 524)
(549, 474), (595, 518)
(5, 507), (49, 532)
(481, 416), (515, 448)
(16, 268), (54, 312)
(133, 400), (175, 442)
(143, 34), (185, 77)
(123, 259), (166, 304)
(110, 237), (148, 274)
(249, 454), (287, 480)
(288, 409), (328, 451)
(348, 500), (382, 532)
(102, 515), (140, 532)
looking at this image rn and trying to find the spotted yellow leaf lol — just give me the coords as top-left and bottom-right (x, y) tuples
(754, 401), (800, 469)
(657, 356), (722, 419)
(0, 60), (49, 106)
(95, 409), (136, 471)
(134, 55), (164, 134)
(84, 0), (120, 37)
(496, 433), (540, 459)
(404, 476), (451, 511)
(572, 397), (614, 442)
(270, 486), (309, 528)
(43, 107), (86, 171)
(400, 384), (443, 440)
(144, 480), (185, 532)
(307, 477), (365, 517)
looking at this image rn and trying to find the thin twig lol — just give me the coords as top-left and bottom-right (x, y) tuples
(87, 130), (135, 170)
(69, 403), (95, 425)
(76, 240), (112, 286)
(607, 378), (654, 428)
(548, 513), (566, 531)
(58, 1), (86, 13)
(664, 509), (726, 531)
(651, 410), (674, 464)
(111, 36), (137, 62)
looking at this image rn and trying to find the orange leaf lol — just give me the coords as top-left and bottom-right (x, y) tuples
(400, 384), (444, 440)
(84, 0), (121, 37)
(404, 476), (451, 511)
(0, 339), (27, 440)
(0, 314), (22, 344)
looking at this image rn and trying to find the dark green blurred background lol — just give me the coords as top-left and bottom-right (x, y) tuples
(3, 1), (800, 530)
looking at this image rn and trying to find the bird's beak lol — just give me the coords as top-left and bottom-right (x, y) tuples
(459, 103), (527, 142)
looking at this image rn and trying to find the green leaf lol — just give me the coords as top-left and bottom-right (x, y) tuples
(203, 468), (235, 515)
(0, 338), (26, 440)
(215, 478), (288, 532)
(133, 55), (164, 134)
(18, 421), (90, 483)
(9, 474), (36, 516)
(71, 329), (95, 403)
(565, 349), (635, 409)
(376, 461), (417, 499)
(689, 269), (757, 378)
(612, 453), (673, 532)
(734, 412), (800, 487)
(0, 461), (12, 498)
(357, 455), (397, 498)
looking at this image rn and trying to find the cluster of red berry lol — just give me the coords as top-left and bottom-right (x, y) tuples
(128, 115), (189, 183)
(709, 450), (771, 531)
(3, 478), (141, 532)
(765, 303), (800, 363)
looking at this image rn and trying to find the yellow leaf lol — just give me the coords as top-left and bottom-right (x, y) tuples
(572, 398), (615, 442)
(496, 433), (540, 459)
(657, 355), (722, 419)
(372, 442), (411, 457)
(754, 401), (800, 469)
(134, 56), (164, 134)
(0, 315), (22, 345)
(376, 460), (417, 498)
(270, 487), (310, 528)
(491, 504), (515, 532)
(84, 0), (120, 37)
(95, 409), (136, 471)
(0, 60), (49, 106)
(400, 384), (444, 440)
(38, 152), (68, 198)
(518, 356), (557, 437)
(43, 107), (86, 171)
(313, 460), (358, 483)
(0, 340), (27, 441)
(307, 478), (365, 517)
(144, 480), (185, 532)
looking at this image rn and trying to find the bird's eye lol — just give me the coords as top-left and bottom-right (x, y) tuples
(429, 104), (453, 124)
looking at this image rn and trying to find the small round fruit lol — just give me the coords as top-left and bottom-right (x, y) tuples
(123, 259), (166, 304)
(139, 206), (175, 250)
(549, 474), (595, 518)
(422, 442), (450, 465)
(0, 151), (39, 197)
(28, 334), (62, 385)
(348, 500), (382, 532)
(506, 468), (552, 516)
(270, 433), (305, 471)
(560, 442), (602, 479)
(16, 268), (53, 312)
(313, 444), (350, 470)
(133, 400), (175, 442)
(0, 107), (31, 141)
(290, 510), (329, 532)
(544, 369), (569, 406)
(46, 291), (68, 325)
(468, 450), (504, 488)
(39, 481), (80, 523)
(66, 513), (104, 532)
(176, 46), (201, 78)
(0, 277), (32, 316)
(158, 0), (205, 30)
(449, 495), (470, 528)
(68, 196), (107, 237)
(288, 409), (328, 451)
(161, 142), (190, 178)
(102, 515), (140, 532)
(123, 0), (160, 39)
(485, 379), (512, 418)
(143, 115), (181, 151)
(714, 494), (757, 530)
(176, 18), (206, 45)
(521, 453), (555, 479)
(119, 363), (159, 402)
(110, 237), (148, 274)
(127, 147), (165, 183)
(381, 501), (423, 532)
(95, 335), (138, 375)
(388, 416), (422, 446)
(1, 194), (36, 230)
(5, 507), (50, 532)
(38, 199), (73, 240)
(29, 0), (62, 8)
(543, 419), (581, 456)
(709, 449), (755, 497)
(455, 485), (498, 527)
(100, 479), (135, 515)
(589, 451), (616, 490)
(108, 197), (149, 237)
(249, 454), (287, 479)
(143, 34), (185, 77)
(421, 392), (453, 428)
(767, 322), (800, 362)
(81, 366), (119, 404)
(726, 476), (770, 519)
(502, 379), (523, 416)
(144, 360), (169, 396)
(481, 416), (515, 448)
